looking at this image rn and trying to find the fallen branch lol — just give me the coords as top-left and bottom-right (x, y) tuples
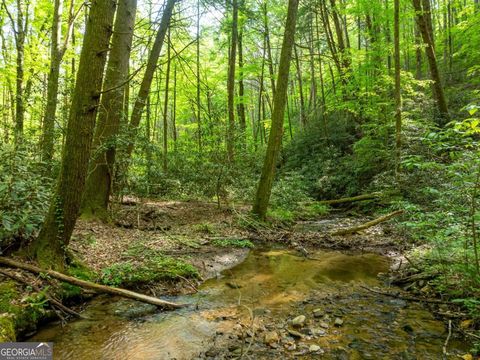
(360, 285), (451, 304)
(0, 257), (184, 309)
(391, 271), (438, 285)
(318, 193), (382, 206)
(443, 319), (452, 358)
(329, 210), (404, 236)
(0, 268), (84, 319)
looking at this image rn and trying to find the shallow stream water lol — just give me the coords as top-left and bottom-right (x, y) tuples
(30, 249), (470, 359)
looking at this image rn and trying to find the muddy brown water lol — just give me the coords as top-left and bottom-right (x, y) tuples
(30, 249), (470, 359)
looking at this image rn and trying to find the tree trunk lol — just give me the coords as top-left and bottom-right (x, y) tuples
(415, 24), (423, 79)
(394, 0), (402, 180)
(163, 26), (171, 173)
(125, 0), (176, 162)
(41, 0), (75, 164)
(294, 45), (307, 127)
(80, 0), (137, 221)
(29, 0), (117, 269)
(9, 0), (28, 146)
(412, 0), (450, 123)
(227, 0), (238, 162)
(238, 23), (247, 144)
(196, 0), (202, 152)
(253, 0), (299, 219)
(263, 1), (276, 96)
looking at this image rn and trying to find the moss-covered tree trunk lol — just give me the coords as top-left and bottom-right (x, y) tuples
(252, 0), (299, 219)
(81, 0), (137, 221)
(29, 0), (117, 269)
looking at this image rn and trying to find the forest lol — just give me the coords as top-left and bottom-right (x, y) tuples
(0, 0), (479, 358)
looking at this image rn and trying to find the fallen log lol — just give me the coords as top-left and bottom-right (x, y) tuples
(318, 193), (382, 206)
(0, 257), (184, 309)
(329, 210), (404, 236)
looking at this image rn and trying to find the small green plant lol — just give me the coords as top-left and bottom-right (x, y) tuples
(267, 208), (295, 223)
(295, 203), (329, 219)
(195, 222), (215, 234)
(101, 255), (199, 287)
(212, 238), (254, 248)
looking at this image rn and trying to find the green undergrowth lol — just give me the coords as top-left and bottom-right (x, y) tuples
(59, 258), (99, 299)
(212, 238), (254, 248)
(0, 280), (51, 341)
(101, 255), (199, 287)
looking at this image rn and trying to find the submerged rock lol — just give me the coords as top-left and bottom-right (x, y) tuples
(309, 344), (322, 353)
(334, 318), (344, 327)
(291, 315), (306, 327)
(264, 331), (279, 345)
(319, 321), (329, 329)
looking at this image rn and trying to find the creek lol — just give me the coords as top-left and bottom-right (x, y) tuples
(30, 248), (470, 359)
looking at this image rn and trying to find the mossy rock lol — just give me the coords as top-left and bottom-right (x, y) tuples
(0, 314), (16, 342)
(0, 279), (51, 339)
(101, 255), (199, 287)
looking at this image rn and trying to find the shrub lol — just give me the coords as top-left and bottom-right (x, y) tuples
(0, 146), (52, 252)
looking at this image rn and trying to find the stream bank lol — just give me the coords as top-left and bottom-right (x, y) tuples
(29, 248), (471, 359)
(0, 200), (475, 358)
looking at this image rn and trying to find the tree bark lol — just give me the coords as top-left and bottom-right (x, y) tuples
(163, 26), (172, 173)
(2, 0), (28, 146)
(196, 0), (202, 152)
(227, 0), (238, 162)
(294, 45), (307, 126)
(253, 0), (300, 219)
(237, 22), (247, 144)
(41, 0), (76, 164)
(125, 0), (177, 161)
(29, 0), (117, 269)
(412, 0), (450, 123)
(263, 1), (276, 96)
(81, 0), (137, 221)
(394, 0), (402, 180)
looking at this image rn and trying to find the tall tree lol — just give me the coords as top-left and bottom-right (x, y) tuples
(196, 0), (202, 152)
(413, 0), (450, 123)
(253, 0), (300, 219)
(81, 0), (137, 220)
(163, 26), (172, 173)
(237, 12), (247, 144)
(29, 0), (117, 269)
(394, 0), (402, 179)
(125, 0), (177, 161)
(227, 0), (239, 162)
(41, 0), (77, 164)
(2, 0), (29, 146)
